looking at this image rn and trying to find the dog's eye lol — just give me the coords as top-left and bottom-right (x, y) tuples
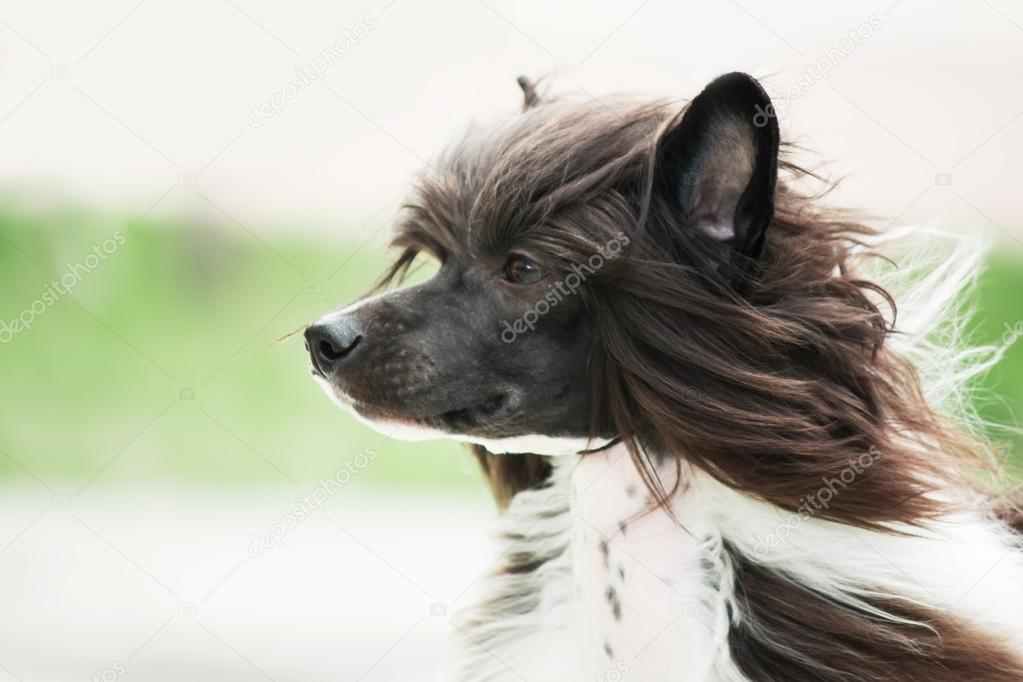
(502, 255), (548, 285)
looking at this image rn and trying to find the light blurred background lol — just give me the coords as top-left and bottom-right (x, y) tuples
(1, 1), (1021, 680)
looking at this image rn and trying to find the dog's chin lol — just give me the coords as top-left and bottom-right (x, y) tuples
(310, 373), (612, 456)
(311, 371), (508, 435)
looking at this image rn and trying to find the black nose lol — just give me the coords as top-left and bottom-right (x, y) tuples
(305, 316), (363, 374)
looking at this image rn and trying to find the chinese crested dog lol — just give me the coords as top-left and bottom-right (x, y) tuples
(306, 72), (1023, 680)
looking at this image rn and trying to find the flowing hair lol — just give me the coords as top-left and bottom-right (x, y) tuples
(376, 94), (1013, 532)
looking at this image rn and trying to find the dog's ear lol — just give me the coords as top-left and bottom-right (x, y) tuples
(655, 72), (779, 280)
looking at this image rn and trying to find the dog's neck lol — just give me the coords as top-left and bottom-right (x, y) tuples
(446, 442), (1023, 681)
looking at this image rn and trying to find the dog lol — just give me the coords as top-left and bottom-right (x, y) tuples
(305, 72), (1023, 680)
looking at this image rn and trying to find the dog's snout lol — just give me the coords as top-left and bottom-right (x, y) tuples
(305, 316), (363, 374)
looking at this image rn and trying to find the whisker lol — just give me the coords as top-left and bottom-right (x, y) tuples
(268, 324), (307, 348)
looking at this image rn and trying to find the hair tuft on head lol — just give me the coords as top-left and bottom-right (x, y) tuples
(516, 75), (540, 110)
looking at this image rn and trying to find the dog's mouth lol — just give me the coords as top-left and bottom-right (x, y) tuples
(357, 390), (513, 434)
(430, 392), (511, 430)
(312, 367), (514, 434)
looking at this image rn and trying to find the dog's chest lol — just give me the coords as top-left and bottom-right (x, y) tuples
(567, 447), (721, 681)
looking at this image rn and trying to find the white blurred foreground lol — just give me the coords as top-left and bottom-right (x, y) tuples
(0, 487), (495, 681)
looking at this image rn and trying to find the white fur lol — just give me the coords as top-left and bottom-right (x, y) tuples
(446, 464), (587, 682)
(446, 443), (1023, 681)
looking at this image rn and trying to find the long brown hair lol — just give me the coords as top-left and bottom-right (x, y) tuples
(385, 93), (1002, 530)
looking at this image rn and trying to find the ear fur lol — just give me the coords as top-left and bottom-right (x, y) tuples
(655, 72), (780, 279)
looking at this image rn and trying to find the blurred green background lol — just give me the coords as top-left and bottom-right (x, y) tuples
(0, 204), (483, 495)
(1, 205), (1021, 491)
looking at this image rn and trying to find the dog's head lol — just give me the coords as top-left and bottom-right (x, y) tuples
(305, 72), (779, 456)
